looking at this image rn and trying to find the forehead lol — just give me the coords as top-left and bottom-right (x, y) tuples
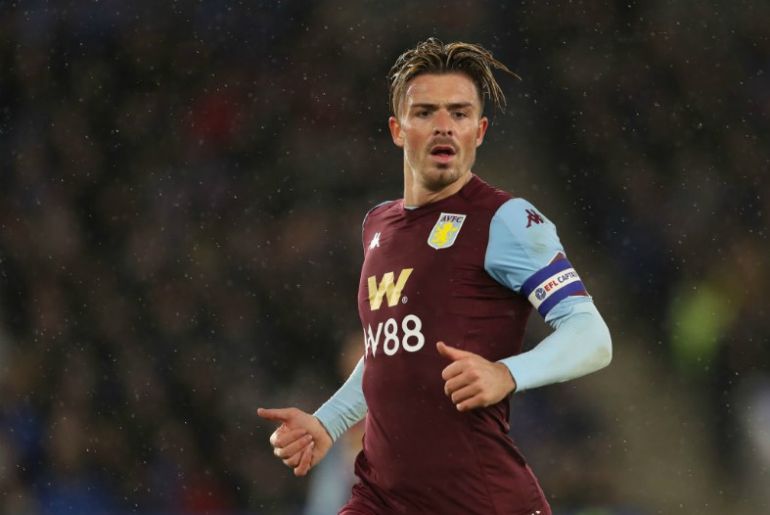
(403, 72), (481, 108)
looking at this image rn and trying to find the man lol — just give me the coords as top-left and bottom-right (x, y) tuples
(258, 38), (612, 514)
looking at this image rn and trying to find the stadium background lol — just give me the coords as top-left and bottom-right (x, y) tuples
(0, 1), (768, 513)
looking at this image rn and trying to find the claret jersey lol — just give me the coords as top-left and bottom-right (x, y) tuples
(343, 175), (588, 514)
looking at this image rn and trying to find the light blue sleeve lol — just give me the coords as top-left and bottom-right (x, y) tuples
(313, 357), (367, 442)
(484, 198), (592, 319)
(485, 198), (565, 294)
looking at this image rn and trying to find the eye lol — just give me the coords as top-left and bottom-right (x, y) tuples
(416, 110), (430, 118)
(452, 111), (468, 119)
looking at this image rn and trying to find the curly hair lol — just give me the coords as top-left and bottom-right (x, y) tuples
(388, 38), (519, 117)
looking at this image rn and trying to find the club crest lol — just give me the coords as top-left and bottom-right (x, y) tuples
(427, 212), (467, 250)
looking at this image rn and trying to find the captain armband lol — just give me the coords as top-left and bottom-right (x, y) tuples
(521, 258), (588, 317)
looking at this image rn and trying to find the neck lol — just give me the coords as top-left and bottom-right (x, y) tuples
(403, 167), (472, 208)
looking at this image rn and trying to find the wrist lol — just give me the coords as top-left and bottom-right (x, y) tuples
(314, 415), (334, 443)
(496, 362), (517, 395)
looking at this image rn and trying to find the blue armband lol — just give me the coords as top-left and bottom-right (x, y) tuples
(520, 258), (587, 318)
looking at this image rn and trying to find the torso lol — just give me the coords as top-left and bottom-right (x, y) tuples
(349, 175), (550, 515)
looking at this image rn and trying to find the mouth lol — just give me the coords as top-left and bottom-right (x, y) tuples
(429, 145), (457, 163)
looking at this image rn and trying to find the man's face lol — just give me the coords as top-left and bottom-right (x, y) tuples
(389, 73), (488, 192)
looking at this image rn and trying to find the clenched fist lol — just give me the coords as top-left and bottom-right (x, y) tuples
(257, 407), (332, 476)
(436, 341), (517, 411)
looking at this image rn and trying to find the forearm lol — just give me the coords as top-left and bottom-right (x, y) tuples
(500, 300), (612, 392)
(313, 357), (367, 441)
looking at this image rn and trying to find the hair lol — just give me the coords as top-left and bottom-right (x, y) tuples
(387, 38), (520, 117)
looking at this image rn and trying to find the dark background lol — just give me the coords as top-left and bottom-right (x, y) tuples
(0, 1), (768, 513)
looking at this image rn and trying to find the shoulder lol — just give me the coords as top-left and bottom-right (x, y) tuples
(485, 198), (565, 286)
(459, 175), (513, 214)
(491, 197), (557, 236)
(362, 199), (399, 228)
(360, 200), (400, 248)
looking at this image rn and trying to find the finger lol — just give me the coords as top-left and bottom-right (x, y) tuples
(257, 407), (295, 423)
(436, 341), (474, 361)
(269, 429), (282, 448)
(450, 383), (482, 405)
(441, 360), (465, 382)
(281, 444), (312, 468)
(444, 373), (473, 396)
(275, 434), (313, 459)
(455, 392), (490, 411)
(294, 442), (314, 477)
(283, 454), (301, 468)
(271, 427), (309, 448)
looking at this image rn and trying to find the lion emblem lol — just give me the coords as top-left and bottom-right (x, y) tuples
(430, 222), (459, 247)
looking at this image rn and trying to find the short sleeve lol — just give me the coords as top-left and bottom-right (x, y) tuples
(484, 198), (590, 319)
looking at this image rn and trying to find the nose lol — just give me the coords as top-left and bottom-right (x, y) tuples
(433, 110), (453, 136)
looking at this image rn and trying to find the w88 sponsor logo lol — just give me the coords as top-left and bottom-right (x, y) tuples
(364, 314), (425, 358)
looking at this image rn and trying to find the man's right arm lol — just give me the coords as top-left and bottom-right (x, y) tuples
(313, 357), (367, 442)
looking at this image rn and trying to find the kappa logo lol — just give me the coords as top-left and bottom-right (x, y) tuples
(428, 212), (466, 249)
(367, 268), (413, 310)
(368, 232), (381, 250)
(525, 209), (544, 228)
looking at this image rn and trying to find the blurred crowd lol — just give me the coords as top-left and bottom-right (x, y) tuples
(0, 1), (767, 514)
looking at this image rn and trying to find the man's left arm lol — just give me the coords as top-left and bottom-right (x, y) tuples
(487, 198), (612, 389)
(440, 198), (612, 408)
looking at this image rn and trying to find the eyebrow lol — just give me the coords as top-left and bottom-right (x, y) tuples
(410, 102), (474, 110)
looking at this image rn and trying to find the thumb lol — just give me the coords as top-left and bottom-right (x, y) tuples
(257, 407), (295, 423)
(436, 341), (473, 361)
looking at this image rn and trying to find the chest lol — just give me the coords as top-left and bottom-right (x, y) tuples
(357, 210), (498, 324)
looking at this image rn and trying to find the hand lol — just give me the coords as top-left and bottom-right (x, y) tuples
(436, 341), (517, 412)
(257, 407), (333, 476)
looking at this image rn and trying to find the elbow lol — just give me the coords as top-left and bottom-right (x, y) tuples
(578, 313), (612, 374)
(594, 321), (612, 370)
(596, 337), (612, 370)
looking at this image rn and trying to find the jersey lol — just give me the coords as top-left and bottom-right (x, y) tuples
(342, 175), (585, 514)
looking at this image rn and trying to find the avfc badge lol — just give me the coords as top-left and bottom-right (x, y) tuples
(427, 212), (467, 250)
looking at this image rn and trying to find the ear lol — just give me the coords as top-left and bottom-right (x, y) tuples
(389, 116), (405, 148)
(476, 116), (489, 147)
